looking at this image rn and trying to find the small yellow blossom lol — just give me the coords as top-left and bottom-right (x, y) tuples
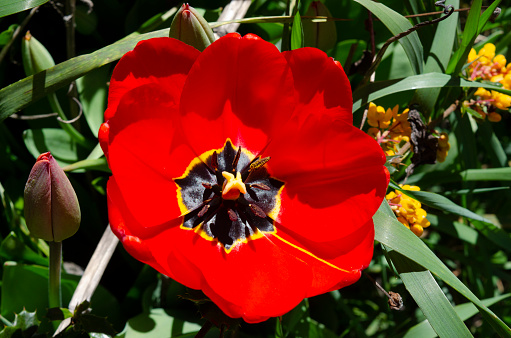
(492, 91), (511, 110)
(436, 132), (450, 163)
(367, 102), (392, 128)
(386, 185), (430, 237)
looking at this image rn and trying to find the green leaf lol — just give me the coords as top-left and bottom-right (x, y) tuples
(0, 262), (121, 331)
(389, 180), (492, 224)
(62, 158), (111, 173)
(0, 232), (48, 266)
(290, 10), (303, 50)
(23, 128), (79, 166)
(76, 65), (110, 138)
(352, 73), (511, 113)
(413, 0), (459, 115)
(353, 0), (424, 74)
(404, 294), (511, 338)
(445, 0), (481, 74)
(460, 168), (511, 181)
(0, 309), (40, 338)
(117, 308), (201, 337)
(373, 202), (511, 336)
(0, 28), (170, 122)
(0, 0), (49, 18)
(478, 122), (508, 168)
(387, 250), (473, 337)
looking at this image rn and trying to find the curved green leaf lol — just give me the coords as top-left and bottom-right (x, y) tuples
(0, 28), (170, 122)
(353, 73), (511, 113)
(353, 0), (423, 74)
(374, 202), (511, 336)
(404, 294), (511, 338)
(389, 181), (492, 224)
(387, 250), (472, 337)
(0, 0), (49, 18)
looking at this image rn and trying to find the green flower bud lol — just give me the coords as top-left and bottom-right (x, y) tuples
(24, 152), (81, 242)
(21, 31), (55, 76)
(169, 4), (215, 51)
(303, 1), (337, 51)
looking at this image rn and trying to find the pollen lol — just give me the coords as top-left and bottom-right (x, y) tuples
(222, 171), (247, 200)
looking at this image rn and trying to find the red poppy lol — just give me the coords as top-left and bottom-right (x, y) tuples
(99, 33), (389, 323)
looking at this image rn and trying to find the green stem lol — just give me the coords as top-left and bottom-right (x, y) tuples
(49, 241), (62, 310)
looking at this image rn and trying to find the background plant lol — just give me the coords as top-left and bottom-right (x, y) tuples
(0, 0), (510, 337)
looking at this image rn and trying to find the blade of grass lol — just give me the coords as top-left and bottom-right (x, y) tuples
(353, 0), (423, 74)
(0, 0), (49, 17)
(404, 294), (511, 338)
(352, 73), (511, 113)
(387, 250), (473, 337)
(374, 201), (511, 336)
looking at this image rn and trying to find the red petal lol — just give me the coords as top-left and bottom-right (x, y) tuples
(270, 219), (375, 297)
(105, 37), (200, 121)
(264, 114), (388, 242)
(156, 229), (312, 322)
(107, 177), (201, 287)
(179, 33), (296, 155)
(107, 84), (196, 227)
(283, 47), (353, 125)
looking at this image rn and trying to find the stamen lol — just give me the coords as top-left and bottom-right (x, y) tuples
(249, 183), (271, 191)
(211, 151), (218, 171)
(227, 209), (238, 221)
(249, 203), (267, 218)
(249, 156), (271, 172)
(202, 183), (213, 189)
(198, 204), (210, 218)
(232, 146), (242, 172)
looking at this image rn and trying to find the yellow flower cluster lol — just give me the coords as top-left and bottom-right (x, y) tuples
(366, 103), (411, 157)
(466, 43), (511, 120)
(386, 185), (430, 237)
(436, 132), (450, 163)
(366, 102), (450, 163)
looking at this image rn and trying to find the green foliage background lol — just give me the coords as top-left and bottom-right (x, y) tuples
(0, 0), (510, 337)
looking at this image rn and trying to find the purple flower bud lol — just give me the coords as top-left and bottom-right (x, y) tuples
(169, 3), (216, 51)
(24, 152), (81, 242)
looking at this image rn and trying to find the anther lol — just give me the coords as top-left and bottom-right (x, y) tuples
(211, 151), (218, 171)
(249, 183), (270, 191)
(232, 146), (241, 172)
(198, 204), (210, 218)
(227, 209), (238, 221)
(249, 203), (266, 218)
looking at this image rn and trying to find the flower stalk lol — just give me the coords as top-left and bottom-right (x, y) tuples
(48, 241), (62, 310)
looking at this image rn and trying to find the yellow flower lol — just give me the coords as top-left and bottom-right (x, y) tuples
(474, 87), (491, 99)
(492, 91), (511, 110)
(437, 132), (450, 162)
(367, 102), (392, 128)
(493, 54), (507, 69)
(478, 43), (495, 65)
(467, 48), (477, 64)
(386, 185), (430, 237)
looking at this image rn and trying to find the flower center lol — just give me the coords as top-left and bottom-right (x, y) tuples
(174, 139), (284, 251)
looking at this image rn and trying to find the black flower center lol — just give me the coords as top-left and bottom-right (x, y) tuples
(174, 139), (284, 251)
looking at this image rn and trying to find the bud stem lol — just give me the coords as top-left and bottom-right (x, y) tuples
(49, 241), (62, 313)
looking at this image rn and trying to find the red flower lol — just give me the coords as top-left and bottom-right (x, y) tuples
(99, 33), (389, 323)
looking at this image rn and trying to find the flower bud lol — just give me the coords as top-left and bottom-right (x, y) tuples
(21, 31), (55, 76)
(24, 152), (81, 242)
(169, 4), (215, 51)
(303, 1), (337, 51)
